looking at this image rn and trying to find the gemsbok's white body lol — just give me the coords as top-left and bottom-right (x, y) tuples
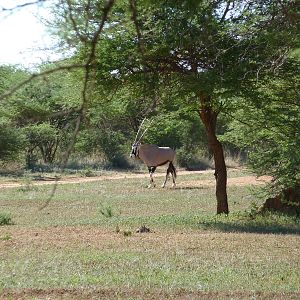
(130, 119), (177, 188)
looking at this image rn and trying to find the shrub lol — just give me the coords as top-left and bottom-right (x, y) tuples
(0, 124), (26, 161)
(176, 148), (212, 170)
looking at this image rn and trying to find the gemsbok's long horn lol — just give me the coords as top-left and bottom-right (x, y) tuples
(134, 118), (147, 143)
(137, 119), (153, 143)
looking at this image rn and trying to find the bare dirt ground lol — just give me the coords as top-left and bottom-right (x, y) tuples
(1, 288), (299, 300)
(0, 169), (271, 189)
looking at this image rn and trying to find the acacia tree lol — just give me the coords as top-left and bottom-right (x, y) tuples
(132, 0), (299, 214)
(223, 57), (300, 213)
(48, 0), (298, 214)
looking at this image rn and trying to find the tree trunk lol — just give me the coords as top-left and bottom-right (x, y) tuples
(198, 93), (229, 214)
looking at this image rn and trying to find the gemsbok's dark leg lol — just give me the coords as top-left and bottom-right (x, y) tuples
(170, 162), (176, 187)
(148, 166), (156, 188)
(171, 169), (176, 187)
(162, 163), (171, 188)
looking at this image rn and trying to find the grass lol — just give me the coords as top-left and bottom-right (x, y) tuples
(0, 213), (13, 226)
(1, 243), (299, 291)
(0, 169), (299, 299)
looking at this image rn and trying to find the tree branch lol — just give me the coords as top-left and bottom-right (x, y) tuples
(61, 0), (115, 166)
(36, 0), (115, 210)
(1, 0), (48, 12)
(220, 1), (232, 22)
(129, 0), (145, 54)
(0, 64), (86, 101)
(66, 0), (88, 43)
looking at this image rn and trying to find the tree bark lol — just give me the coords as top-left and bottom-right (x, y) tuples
(198, 93), (229, 214)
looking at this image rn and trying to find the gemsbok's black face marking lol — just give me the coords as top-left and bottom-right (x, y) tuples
(130, 143), (139, 158)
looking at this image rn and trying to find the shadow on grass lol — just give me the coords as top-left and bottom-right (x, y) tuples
(198, 213), (300, 235)
(176, 186), (209, 190)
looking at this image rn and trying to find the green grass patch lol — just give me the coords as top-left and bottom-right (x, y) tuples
(1, 241), (299, 292)
(0, 234), (11, 241)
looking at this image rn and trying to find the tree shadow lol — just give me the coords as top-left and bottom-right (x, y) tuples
(198, 215), (300, 235)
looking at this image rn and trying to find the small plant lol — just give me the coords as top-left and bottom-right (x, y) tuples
(123, 230), (132, 237)
(0, 213), (13, 226)
(0, 234), (12, 240)
(99, 204), (115, 218)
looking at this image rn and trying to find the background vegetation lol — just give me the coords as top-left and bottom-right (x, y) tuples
(0, 0), (299, 213)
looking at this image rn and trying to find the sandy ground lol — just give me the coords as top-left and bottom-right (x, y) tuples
(0, 170), (271, 189)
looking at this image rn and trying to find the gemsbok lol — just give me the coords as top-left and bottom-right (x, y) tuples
(130, 119), (177, 188)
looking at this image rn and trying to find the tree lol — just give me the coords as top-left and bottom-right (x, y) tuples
(129, 0), (299, 214)
(49, 0), (298, 214)
(0, 66), (28, 162)
(222, 57), (300, 213)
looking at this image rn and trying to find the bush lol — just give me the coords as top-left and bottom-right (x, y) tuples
(176, 148), (212, 170)
(0, 124), (26, 161)
(76, 129), (132, 169)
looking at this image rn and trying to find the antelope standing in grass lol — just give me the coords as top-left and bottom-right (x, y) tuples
(130, 119), (177, 188)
